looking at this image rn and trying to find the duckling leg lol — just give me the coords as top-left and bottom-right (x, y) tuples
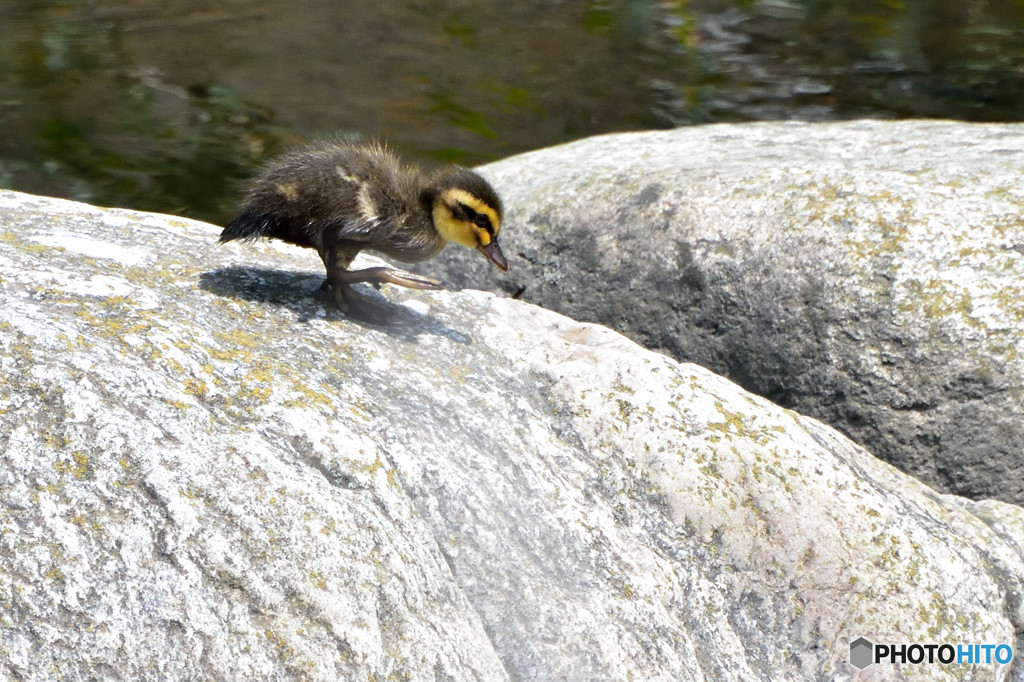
(318, 244), (443, 292)
(322, 269), (443, 319)
(317, 243), (442, 317)
(326, 280), (377, 315)
(313, 246), (368, 315)
(334, 267), (444, 291)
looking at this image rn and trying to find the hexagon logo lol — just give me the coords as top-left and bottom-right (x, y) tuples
(850, 637), (874, 670)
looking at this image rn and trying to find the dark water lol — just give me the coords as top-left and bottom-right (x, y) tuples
(2, 0), (1023, 224)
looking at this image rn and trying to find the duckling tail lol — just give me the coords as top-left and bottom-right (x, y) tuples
(219, 211), (283, 244)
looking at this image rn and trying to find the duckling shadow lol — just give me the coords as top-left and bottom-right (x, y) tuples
(198, 266), (473, 344)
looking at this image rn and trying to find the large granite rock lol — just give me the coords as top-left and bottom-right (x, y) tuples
(429, 120), (1024, 505)
(1, 188), (1023, 681)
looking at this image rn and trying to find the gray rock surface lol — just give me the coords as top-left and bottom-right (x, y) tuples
(2, 188), (1024, 680)
(430, 120), (1024, 505)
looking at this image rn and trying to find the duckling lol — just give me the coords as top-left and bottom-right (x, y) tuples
(220, 140), (507, 314)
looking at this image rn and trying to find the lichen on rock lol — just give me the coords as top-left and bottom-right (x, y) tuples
(1, 157), (1023, 681)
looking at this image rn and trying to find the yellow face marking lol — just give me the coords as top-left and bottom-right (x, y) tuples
(275, 183), (299, 201)
(433, 188), (503, 250)
(432, 203), (470, 247)
(443, 188), (502, 236)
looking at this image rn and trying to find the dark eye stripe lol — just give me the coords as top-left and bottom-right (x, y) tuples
(456, 202), (494, 234)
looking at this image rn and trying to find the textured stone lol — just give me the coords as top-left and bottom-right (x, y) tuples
(2, 189), (1024, 680)
(430, 120), (1024, 505)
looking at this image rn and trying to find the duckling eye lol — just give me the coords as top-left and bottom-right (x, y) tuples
(455, 201), (493, 233)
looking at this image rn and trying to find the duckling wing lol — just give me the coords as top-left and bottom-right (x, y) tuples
(220, 140), (426, 251)
(220, 163), (397, 249)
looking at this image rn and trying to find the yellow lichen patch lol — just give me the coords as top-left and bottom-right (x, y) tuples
(206, 346), (237, 362)
(842, 220), (909, 261)
(990, 213), (1024, 237)
(991, 285), (1024, 323)
(42, 567), (65, 582)
(184, 378), (208, 397)
(281, 378), (333, 410)
(213, 328), (265, 350)
(308, 571), (327, 589)
(346, 399), (372, 422)
(236, 382), (272, 404)
(53, 451), (90, 479)
(73, 304), (153, 342)
(158, 354), (186, 374)
(245, 361), (275, 385)
(898, 279), (981, 328)
(56, 333), (91, 351)
(358, 453), (401, 490)
(263, 629), (298, 662)
(14, 239), (51, 256)
(9, 336), (36, 364)
(707, 401), (783, 445)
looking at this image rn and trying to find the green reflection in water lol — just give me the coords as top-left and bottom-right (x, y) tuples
(1, 0), (1023, 224)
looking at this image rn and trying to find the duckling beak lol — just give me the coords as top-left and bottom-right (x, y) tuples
(478, 240), (509, 271)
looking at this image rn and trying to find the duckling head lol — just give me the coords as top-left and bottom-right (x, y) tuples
(427, 169), (508, 271)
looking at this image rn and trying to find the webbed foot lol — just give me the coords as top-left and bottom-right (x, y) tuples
(317, 265), (442, 321)
(318, 280), (398, 322)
